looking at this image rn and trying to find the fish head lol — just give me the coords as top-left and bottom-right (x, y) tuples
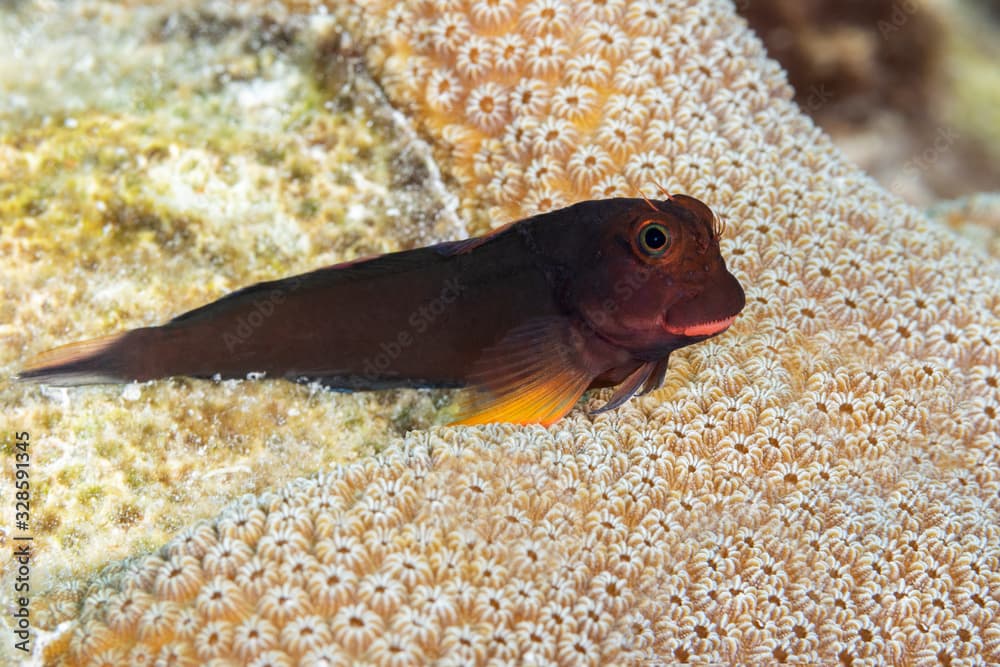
(571, 195), (746, 357)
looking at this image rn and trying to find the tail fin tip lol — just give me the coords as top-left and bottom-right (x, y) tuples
(18, 333), (126, 386)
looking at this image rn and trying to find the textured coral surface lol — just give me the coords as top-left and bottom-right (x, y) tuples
(5, 0), (1000, 664)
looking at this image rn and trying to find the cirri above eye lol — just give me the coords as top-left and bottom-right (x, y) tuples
(638, 221), (671, 257)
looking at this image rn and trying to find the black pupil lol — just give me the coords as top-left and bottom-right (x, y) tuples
(644, 226), (667, 250)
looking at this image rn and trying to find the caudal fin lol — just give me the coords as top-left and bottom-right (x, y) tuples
(18, 333), (131, 386)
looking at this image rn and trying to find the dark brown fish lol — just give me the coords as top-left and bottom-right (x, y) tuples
(20, 195), (746, 425)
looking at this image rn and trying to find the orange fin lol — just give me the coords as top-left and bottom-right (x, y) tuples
(591, 362), (655, 415)
(450, 318), (595, 427)
(18, 333), (127, 385)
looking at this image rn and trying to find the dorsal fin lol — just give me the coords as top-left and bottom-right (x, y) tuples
(432, 219), (520, 257)
(169, 245), (454, 326)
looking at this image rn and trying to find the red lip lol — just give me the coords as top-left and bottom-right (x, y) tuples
(663, 315), (737, 337)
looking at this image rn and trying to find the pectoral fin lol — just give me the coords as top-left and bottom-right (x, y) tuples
(450, 318), (595, 427)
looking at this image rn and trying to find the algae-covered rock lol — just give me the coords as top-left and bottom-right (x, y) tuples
(0, 0), (462, 633)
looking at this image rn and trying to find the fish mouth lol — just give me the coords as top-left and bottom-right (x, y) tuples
(662, 269), (745, 338)
(663, 314), (738, 337)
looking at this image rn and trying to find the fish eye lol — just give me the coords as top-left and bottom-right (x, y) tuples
(637, 222), (671, 257)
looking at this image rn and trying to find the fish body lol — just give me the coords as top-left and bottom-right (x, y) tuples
(20, 196), (746, 425)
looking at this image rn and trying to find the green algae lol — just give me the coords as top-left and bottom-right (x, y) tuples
(75, 484), (105, 508)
